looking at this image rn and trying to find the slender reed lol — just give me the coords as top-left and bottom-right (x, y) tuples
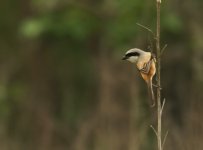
(155, 1), (168, 150)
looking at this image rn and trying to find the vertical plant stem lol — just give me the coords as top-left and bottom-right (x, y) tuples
(156, 1), (162, 150)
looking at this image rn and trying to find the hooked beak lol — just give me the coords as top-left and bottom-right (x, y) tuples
(122, 56), (128, 60)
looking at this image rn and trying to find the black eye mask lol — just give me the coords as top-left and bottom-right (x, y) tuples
(125, 52), (140, 58)
(122, 51), (140, 60)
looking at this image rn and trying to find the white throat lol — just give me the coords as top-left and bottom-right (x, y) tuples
(127, 56), (139, 63)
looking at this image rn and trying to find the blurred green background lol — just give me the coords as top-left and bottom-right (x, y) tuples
(0, 0), (203, 150)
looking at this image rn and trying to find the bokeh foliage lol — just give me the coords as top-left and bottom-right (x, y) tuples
(0, 0), (203, 150)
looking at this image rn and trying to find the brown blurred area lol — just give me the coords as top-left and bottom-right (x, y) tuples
(0, 0), (203, 150)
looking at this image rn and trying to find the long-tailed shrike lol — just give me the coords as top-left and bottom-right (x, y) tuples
(122, 48), (156, 107)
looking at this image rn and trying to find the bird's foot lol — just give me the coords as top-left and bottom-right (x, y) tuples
(152, 84), (162, 90)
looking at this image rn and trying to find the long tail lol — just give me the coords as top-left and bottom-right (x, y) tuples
(147, 80), (155, 107)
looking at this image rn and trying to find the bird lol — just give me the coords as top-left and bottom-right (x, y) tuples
(122, 48), (156, 107)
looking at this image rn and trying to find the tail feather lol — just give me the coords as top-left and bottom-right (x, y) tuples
(147, 80), (155, 107)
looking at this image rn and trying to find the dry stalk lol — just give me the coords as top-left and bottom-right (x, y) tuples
(156, 0), (162, 150)
(155, 1), (168, 150)
(136, 0), (168, 149)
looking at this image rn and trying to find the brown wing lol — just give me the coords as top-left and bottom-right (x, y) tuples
(139, 60), (152, 74)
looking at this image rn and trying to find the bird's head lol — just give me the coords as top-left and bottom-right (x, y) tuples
(122, 48), (145, 63)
